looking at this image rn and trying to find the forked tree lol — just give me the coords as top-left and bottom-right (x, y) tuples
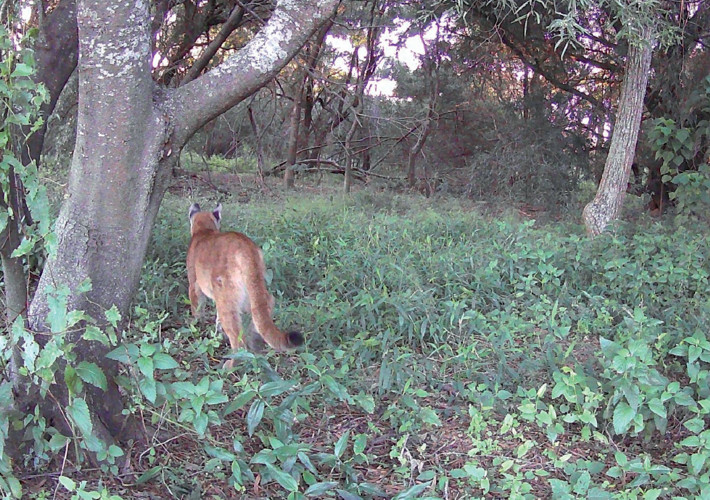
(9, 0), (339, 456)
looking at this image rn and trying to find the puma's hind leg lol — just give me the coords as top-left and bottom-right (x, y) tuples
(214, 300), (246, 369)
(188, 280), (206, 318)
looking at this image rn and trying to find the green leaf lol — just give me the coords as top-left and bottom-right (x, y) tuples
(67, 398), (93, 437)
(684, 418), (705, 434)
(204, 444), (236, 462)
(334, 430), (349, 459)
(11, 63), (34, 77)
(139, 377), (157, 404)
(353, 434), (367, 455)
(106, 343), (139, 363)
(82, 326), (110, 345)
(224, 390), (256, 416)
(265, 463), (299, 492)
(136, 466), (161, 485)
(419, 407), (442, 426)
(573, 470), (591, 495)
(691, 453), (707, 475)
(304, 482), (338, 497)
(10, 237), (34, 258)
(48, 433), (70, 452)
(137, 356), (154, 378)
(612, 402), (635, 434)
(76, 361), (108, 391)
(354, 392), (375, 413)
(105, 305), (121, 328)
(392, 480), (432, 499)
(259, 380), (296, 398)
(153, 352), (179, 370)
(58, 476), (76, 492)
(321, 374), (351, 402)
(648, 398), (666, 419)
(247, 400), (265, 436)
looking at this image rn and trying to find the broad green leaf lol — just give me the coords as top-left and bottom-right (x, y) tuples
(224, 390), (256, 416)
(193, 412), (208, 436)
(11, 63), (34, 77)
(690, 453), (707, 475)
(265, 463), (299, 492)
(48, 433), (70, 452)
(153, 352), (179, 370)
(139, 377), (157, 404)
(684, 417), (705, 434)
(334, 430), (349, 459)
(392, 480), (432, 499)
(353, 434), (367, 455)
(67, 398), (92, 437)
(137, 356), (154, 378)
(136, 466), (161, 485)
(247, 400), (265, 436)
(10, 237), (34, 258)
(647, 398), (666, 418)
(305, 482), (338, 496)
(76, 361), (108, 391)
(105, 305), (121, 328)
(354, 392), (375, 413)
(259, 380), (296, 398)
(205, 444), (236, 462)
(58, 476), (76, 491)
(82, 326), (110, 345)
(419, 407), (442, 426)
(106, 343), (139, 363)
(321, 374), (351, 402)
(612, 402), (635, 434)
(573, 470), (591, 495)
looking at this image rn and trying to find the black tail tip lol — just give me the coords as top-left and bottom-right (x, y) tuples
(287, 331), (304, 347)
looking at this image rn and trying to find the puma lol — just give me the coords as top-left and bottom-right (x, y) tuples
(187, 203), (303, 367)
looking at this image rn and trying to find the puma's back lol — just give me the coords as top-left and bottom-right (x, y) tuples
(187, 203), (303, 367)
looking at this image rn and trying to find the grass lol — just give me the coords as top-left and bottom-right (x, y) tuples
(15, 187), (710, 499)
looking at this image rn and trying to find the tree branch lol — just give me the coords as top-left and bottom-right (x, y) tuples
(169, 0), (340, 147)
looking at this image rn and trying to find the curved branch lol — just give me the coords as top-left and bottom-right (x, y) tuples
(169, 0), (340, 147)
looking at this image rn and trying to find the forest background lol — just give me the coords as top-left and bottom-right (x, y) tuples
(1, 0), (710, 498)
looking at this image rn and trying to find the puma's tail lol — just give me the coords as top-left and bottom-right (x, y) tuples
(245, 250), (304, 351)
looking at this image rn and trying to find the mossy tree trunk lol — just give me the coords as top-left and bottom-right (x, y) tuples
(582, 30), (655, 235)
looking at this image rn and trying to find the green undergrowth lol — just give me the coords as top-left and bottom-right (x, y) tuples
(12, 192), (710, 499)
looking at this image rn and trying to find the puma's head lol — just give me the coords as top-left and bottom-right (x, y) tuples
(189, 203), (222, 234)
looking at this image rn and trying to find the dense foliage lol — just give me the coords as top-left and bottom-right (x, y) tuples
(5, 190), (709, 498)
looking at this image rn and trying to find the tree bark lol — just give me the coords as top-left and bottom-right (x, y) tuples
(582, 29), (655, 235)
(14, 0), (339, 458)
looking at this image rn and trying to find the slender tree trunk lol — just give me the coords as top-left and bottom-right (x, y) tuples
(583, 30), (655, 235)
(0, 175), (26, 326)
(343, 110), (359, 193)
(407, 27), (440, 190)
(285, 91), (301, 188)
(248, 105), (267, 189)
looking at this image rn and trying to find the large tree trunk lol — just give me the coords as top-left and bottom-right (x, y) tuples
(13, 0), (339, 460)
(582, 31), (655, 235)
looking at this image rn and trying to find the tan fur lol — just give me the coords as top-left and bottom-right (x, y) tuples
(186, 203), (303, 368)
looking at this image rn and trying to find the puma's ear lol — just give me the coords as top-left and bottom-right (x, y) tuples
(189, 203), (201, 219)
(213, 203), (222, 222)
